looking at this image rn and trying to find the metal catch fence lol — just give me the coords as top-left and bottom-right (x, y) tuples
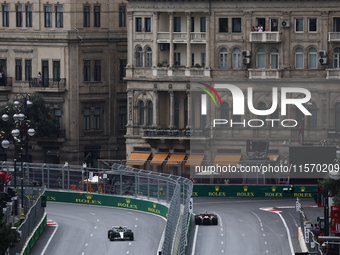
(1, 161), (193, 255)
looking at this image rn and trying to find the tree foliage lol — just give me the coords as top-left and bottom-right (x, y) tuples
(319, 178), (340, 206)
(0, 211), (19, 254)
(0, 93), (59, 141)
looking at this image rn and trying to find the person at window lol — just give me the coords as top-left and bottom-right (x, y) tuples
(259, 24), (263, 32)
(1, 71), (6, 86)
(38, 71), (42, 87)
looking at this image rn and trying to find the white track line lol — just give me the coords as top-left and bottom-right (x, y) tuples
(191, 220), (199, 255)
(274, 211), (295, 255)
(40, 221), (59, 255)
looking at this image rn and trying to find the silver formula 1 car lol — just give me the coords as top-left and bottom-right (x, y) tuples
(108, 226), (134, 241)
(195, 213), (218, 225)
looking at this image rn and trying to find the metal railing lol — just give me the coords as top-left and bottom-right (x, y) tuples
(29, 78), (66, 89)
(298, 201), (322, 255)
(0, 77), (13, 87)
(1, 161), (193, 255)
(8, 186), (45, 255)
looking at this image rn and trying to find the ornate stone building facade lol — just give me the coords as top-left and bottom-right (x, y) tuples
(125, 0), (340, 172)
(0, 0), (128, 167)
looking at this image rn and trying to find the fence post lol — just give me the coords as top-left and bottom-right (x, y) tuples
(120, 170), (123, 196)
(42, 164), (45, 187)
(135, 173), (137, 198)
(148, 174), (150, 200)
(158, 179), (160, 202)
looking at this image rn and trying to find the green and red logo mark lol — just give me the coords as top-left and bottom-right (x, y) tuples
(197, 82), (222, 108)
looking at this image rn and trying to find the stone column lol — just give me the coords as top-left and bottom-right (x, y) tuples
(153, 12), (159, 68)
(187, 91), (191, 128)
(186, 13), (191, 68)
(169, 90), (174, 126)
(127, 12), (134, 67)
(205, 12), (210, 68)
(154, 88), (159, 126)
(169, 12), (174, 67)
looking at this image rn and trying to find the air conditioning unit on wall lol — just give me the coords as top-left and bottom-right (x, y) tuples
(282, 20), (290, 28)
(319, 58), (328, 65)
(243, 58), (250, 64)
(242, 50), (251, 57)
(319, 50), (327, 58)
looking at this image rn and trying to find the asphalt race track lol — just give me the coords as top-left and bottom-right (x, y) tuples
(189, 197), (322, 255)
(32, 202), (166, 255)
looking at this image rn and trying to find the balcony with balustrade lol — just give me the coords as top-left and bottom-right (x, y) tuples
(248, 69), (282, 79)
(29, 78), (67, 92)
(152, 67), (210, 78)
(249, 32), (281, 43)
(0, 77), (13, 92)
(328, 32), (340, 42)
(326, 69), (340, 79)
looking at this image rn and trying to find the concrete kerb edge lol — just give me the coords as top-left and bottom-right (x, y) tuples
(298, 226), (309, 252)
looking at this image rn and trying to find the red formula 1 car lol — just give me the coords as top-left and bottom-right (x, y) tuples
(194, 212), (218, 225)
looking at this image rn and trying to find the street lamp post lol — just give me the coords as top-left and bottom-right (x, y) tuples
(0, 94), (35, 222)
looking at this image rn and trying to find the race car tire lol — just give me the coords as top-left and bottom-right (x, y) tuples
(212, 217), (218, 225)
(130, 233), (134, 241)
(108, 230), (113, 239)
(194, 216), (201, 225)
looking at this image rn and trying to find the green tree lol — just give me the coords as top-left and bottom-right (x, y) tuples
(0, 211), (19, 255)
(319, 178), (340, 206)
(0, 93), (59, 141)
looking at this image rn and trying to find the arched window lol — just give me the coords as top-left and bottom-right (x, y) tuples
(147, 101), (153, 125)
(219, 48), (228, 68)
(270, 48), (279, 69)
(232, 48), (241, 69)
(136, 46), (143, 67)
(295, 47), (304, 68)
(174, 96), (180, 128)
(336, 103), (340, 130)
(139, 101), (145, 125)
(221, 102), (229, 126)
(146, 47), (152, 67)
(333, 47), (340, 68)
(184, 97), (188, 127)
(258, 102), (267, 127)
(257, 47), (266, 68)
(308, 102), (317, 128)
(308, 48), (317, 69)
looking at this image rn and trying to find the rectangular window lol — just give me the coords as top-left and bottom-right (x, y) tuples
(200, 17), (206, 32)
(83, 108), (90, 130)
(270, 18), (278, 31)
(334, 18), (340, 32)
(54, 109), (62, 129)
(16, 5), (23, 27)
(191, 17), (194, 32)
(3, 5), (9, 27)
(145, 18), (151, 32)
(191, 53), (195, 67)
(174, 17), (181, 32)
(119, 59), (126, 80)
(232, 18), (241, 33)
(256, 18), (266, 31)
(83, 6), (90, 27)
(25, 60), (32, 81)
(94, 108), (100, 130)
(119, 6), (126, 27)
(26, 6), (32, 27)
(308, 18), (317, 32)
(15, 59), (22, 81)
(84, 60), (91, 81)
(119, 106), (126, 129)
(136, 17), (142, 32)
(146, 51), (152, 67)
(94, 60), (101, 81)
(201, 52), (206, 67)
(45, 6), (52, 27)
(42, 60), (49, 86)
(56, 6), (63, 28)
(94, 6), (100, 27)
(0, 59), (7, 75)
(219, 18), (228, 33)
(53, 61), (60, 81)
(174, 52), (181, 65)
(295, 18), (304, 32)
